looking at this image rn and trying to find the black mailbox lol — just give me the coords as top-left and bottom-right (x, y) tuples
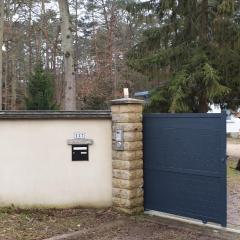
(72, 145), (89, 161)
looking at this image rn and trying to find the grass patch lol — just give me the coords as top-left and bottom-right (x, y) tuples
(227, 158), (240, 178)
(0, 207), (98, 240)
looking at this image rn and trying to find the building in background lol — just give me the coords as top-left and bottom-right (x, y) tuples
(209, 105), (240, 137)
(134, 91), (149, 102)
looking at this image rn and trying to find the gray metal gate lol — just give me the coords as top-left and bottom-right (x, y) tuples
(143, 113), (226, 226)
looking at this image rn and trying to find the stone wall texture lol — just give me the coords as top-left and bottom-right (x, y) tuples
(111, 100), (144, 214)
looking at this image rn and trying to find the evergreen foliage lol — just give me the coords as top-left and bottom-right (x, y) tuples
(25, 65), (57, 110)
(127, 0), (240, 112)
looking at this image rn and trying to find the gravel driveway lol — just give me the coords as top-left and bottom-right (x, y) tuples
(227, 138), (240, 158)
(227, 138), (240, 229)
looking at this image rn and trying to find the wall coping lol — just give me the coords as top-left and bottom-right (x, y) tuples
(111, 98), (144, 105)
(0, 111), (111, 120)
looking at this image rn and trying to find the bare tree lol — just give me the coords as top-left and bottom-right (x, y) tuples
(0, 0), (146, 110)
(58, 0), (76, 110)
(0, 0), (4, 110)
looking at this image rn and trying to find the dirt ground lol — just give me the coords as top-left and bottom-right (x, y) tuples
(227, 138), (240, 229)
(0, 207), (239, 240)
(227, 138), (240, 158)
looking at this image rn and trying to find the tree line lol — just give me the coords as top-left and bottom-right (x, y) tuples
(0, 0), (148, 111)
(0, 0), (240, 112)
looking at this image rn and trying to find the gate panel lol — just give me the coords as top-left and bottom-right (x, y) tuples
(144, 113), (226, 226)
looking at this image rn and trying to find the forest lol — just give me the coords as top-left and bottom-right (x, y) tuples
(0, 0), (240, 112)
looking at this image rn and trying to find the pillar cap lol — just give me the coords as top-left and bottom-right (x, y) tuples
(111, 98), (144, 105)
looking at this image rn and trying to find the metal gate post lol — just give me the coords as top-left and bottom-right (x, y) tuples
(111, 98), (144, 214)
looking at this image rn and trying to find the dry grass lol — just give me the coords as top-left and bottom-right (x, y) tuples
(0, 207), (238, 240)
(0, 208), (115, 240)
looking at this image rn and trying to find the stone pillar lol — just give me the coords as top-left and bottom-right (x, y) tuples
(111, 98), (144, 214)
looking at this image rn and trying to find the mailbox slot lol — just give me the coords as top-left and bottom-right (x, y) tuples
(72, 144), (89, 161)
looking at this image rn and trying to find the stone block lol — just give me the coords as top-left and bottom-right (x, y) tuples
(124, 132), (142, 141)
(112, 160), (143, 170)
(111, 105), (143, 114)
(114, 206), (144, 214)
(123, 141), (142, 151)
(113, 123), (142, 132)
(113, 188), (143, 199)
(113, 178), (143, 190)
(112, 113), (142, 123)
(112, 150), (143, 161)
(112, 197), (143, 208)
(113, 169), (143, 180)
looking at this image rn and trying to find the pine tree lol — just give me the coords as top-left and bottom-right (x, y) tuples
(25, 64), (57, 110)
(127, 0), (240, 112)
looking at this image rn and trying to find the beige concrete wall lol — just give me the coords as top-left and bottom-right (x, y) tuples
(0, 119), (112, 208)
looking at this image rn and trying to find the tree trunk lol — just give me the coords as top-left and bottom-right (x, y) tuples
(200, 0), (208, 42)
(107, 4), (116, 96)
(4, 41), (8, 109)
(58, 0), (76, 110)
(74, 0), (79, 73)
(11, 54), (16, 110)
(41, 0), (50, 69)
(101, 0), (117, 98)
(198, 94), (209, 112)
(6, 0), (17, 110)
(0, 0), (4, 110)
(28, 1), (33, 75)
